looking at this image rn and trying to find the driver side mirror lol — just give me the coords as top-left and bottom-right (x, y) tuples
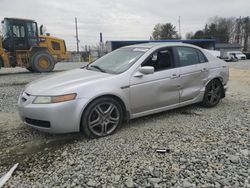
(139, 66), (155, 74)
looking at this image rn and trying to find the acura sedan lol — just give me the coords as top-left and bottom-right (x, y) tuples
(18, 43), (229, 138)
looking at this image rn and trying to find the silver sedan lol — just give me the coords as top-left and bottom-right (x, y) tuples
(18, 43), (229, 138)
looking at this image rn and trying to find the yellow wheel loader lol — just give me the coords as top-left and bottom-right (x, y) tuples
(0, 17), (68, 72)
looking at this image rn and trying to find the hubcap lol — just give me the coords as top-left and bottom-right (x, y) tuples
(38, 57), (50, 69)
(88, 103), (120, 136)
(207, 81), (221, 105)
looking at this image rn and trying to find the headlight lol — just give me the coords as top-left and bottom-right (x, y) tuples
(33, 93), (77, 104)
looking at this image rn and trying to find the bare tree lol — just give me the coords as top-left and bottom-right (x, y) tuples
(242, 17), (250, 51)
(185, 32), (194, 39)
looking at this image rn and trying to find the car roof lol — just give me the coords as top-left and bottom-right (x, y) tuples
(122, 42), (199, 49)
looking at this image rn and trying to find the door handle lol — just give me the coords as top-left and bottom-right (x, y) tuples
(171, 74), (179, 79)
(201, 68), (208, 72)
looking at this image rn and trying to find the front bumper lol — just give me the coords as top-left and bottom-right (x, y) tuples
(18, 93), (89, 134)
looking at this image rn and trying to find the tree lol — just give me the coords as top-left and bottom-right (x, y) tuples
(185, 32), (194, 39)
(192, 30), (206, 39)
(151, 23), (179, 40)
(242, 16), (250, 51)
(186, 16), (250, 51)
(190, 17), (234, 43)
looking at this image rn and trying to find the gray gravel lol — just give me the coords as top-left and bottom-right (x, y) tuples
(0, 61), (250, 187)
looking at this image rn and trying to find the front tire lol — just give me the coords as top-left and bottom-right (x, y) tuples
(202, 79), (223, 107)
(81, 97), (123, 138)
(31, 51), (55, 72)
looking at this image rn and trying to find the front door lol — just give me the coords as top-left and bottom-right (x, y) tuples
(130, 48), (180, 114)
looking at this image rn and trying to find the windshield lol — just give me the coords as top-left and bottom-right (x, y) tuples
(87, 47), (148, 74)
(2, 19), (38, 39)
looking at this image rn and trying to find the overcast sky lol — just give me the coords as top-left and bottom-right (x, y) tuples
(1, 0), (249, 50)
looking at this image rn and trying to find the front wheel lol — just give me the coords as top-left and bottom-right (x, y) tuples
(81, 97), (123, 138)
(202, 79), (223, 107)
(31, 51), (55, 72)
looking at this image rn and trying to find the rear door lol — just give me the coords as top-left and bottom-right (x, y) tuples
(175, 46), (209, 102)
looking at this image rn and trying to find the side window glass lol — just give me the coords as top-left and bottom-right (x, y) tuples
(176, 47), (200, 66)
(12, 25), (20, 37)
(142, 49), (174, 71)
(52, 41), (61, 50)
(20, 26), (25, 37)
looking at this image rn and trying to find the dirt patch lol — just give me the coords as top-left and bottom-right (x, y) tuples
(0, 134), (83, 168)
(0, 113), (22, 130)
(0, 81), (29, 87)
(228, 68), (250, 100)
(229, 68), (250, 85)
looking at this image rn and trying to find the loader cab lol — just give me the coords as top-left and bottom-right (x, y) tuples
(1, 18), (39, 52)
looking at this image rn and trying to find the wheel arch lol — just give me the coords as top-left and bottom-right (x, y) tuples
(79, 94), (129, 132)
(30, 46), (48, 55)
(205, 77), (225, 98)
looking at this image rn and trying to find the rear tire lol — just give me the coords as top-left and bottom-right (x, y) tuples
(202, 79), (223, 107)
(31, 51), (55, 72)
(81, 97), (124, 138)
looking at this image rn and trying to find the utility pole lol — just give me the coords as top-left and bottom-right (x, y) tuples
(99, 32), (103, 57)
(178, 16), (182, 39)
(75, 17), (79, 53)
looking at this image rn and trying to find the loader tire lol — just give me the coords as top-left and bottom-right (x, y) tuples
(31, 51), (55, 72)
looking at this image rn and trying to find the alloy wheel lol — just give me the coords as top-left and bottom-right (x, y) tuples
(88, 102), (120, 136)
(206, 80), (222, 106)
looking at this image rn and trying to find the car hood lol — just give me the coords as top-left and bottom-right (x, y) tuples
(25, 68), (112, 96)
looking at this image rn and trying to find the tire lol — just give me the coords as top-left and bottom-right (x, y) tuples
(202, 79), (223, 107)
(81, 97), (124, 138)
(31, 51), (55, 72)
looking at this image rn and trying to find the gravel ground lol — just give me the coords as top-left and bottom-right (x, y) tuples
(0, 61), (250, 187)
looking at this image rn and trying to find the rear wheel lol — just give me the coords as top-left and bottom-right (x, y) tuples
(202, 79), (223, 107)
(31, 51), (55, 72)
(81, 97), (123, 138)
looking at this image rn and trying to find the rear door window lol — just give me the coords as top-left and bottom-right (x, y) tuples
(176, 47), (207, 67)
